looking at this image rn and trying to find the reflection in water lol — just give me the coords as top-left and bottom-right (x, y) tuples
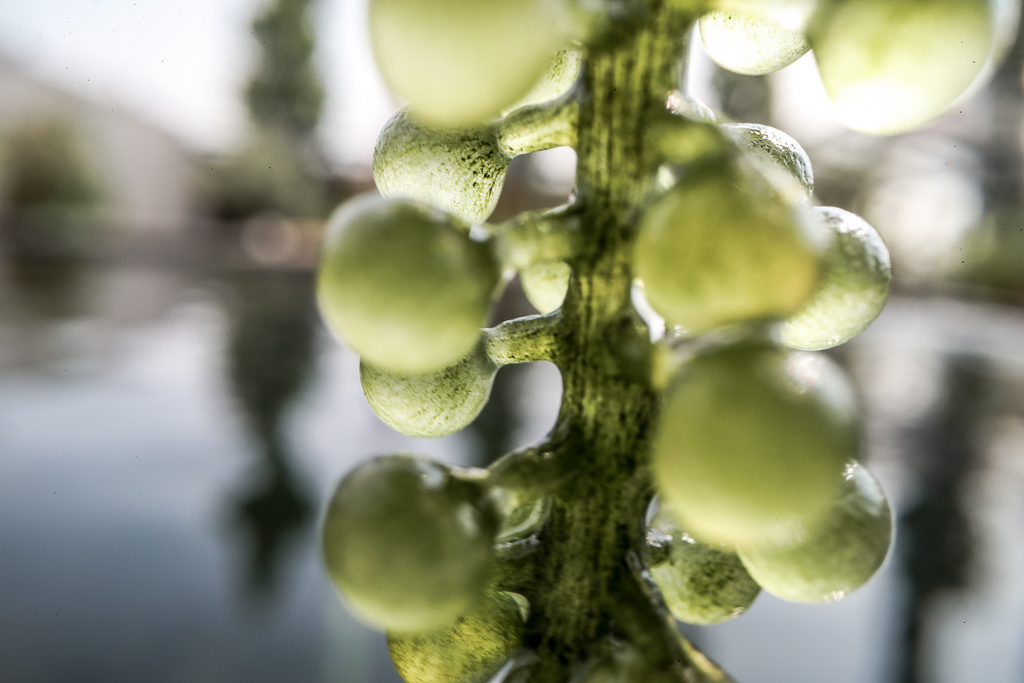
(220, 270), (319, 599)
(896, 355), (987, 683)
(3, 259), (90, 320)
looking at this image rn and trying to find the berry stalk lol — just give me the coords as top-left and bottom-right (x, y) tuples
(504, 3), (728, 680)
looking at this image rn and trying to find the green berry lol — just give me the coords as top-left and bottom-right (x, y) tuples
(634, 164), (822, 334)
(509, 47), (583, 112)
(322, 455), (499, 632)
(388, 591), (525, 683)
(360, 343), (497, 438)
(653, 344), (858, 546)
(779, 207), (891, 351)
(985, 0), (1021, 80)
(652, 115), (729, 170)
(649, 508), (760, 625)
(723, 122), (814, 202)
(700, 3), (812, 76)
(520, 261), (571, 314)
(373, 109), (510, 225)
(739, 461), (893, 603)
(369, 0), (576, 126)
(494, 489), (550, 543)
(811, 0), (995, 134)
(317, 195), (500, 375)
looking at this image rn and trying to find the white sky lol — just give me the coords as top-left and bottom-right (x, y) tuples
(0, 0), (396, 167)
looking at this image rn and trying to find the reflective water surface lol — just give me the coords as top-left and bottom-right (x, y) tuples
(1, 260), (1023, 683)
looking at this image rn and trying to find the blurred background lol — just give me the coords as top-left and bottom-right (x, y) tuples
(0, 1), (1023, 682)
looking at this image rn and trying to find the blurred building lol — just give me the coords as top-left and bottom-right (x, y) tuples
(0, 52), (197, 237)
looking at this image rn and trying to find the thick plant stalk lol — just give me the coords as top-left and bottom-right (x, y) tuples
(493, 3), (730, 680)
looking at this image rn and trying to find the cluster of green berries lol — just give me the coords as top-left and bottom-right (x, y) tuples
(314, 0), (1014, 681)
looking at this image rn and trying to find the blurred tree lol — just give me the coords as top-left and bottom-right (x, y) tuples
(206, 0), (328, 221)
(0, 118), (104, 258)
(0, 118), (104, 319)
(246, 0), (324, 144)
(208, 128), (327, 221)
(1, 118), (102, 213)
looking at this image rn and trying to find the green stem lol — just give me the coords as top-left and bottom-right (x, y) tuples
(502, 2), (728, 680)
(485, 314), (562, 365)
(493, 205), (585, 272)
(499, 96), (579, 157)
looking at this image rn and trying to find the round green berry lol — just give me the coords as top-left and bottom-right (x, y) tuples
(779, 207), (891, 351)
(723, 122), (814, 202)
(493, 488), (549, 543)
(508, 47), (583, 111)
(739, 461), (893, 603)
(700, 3), (812, 76)
(317, 195), (500, 375)
(388, 591), (525, 683)
(369, 0), (576, 126)
(811, 0), (995, 134)
(373, 109), (510, 225)
(360, 343), (497, 438)
(653, 344), (859, 546)
(984, 0), (1021, 81)
(634, 165), (822, 334)
(520, 261), (570, 314)
(649, 508), (760, 625)
(322, 455), (499, 632)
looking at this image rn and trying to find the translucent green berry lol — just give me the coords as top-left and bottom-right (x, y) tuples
(634, 164), (822, 334)
(811, 0), (995, 134)
(494, 488), (550, 543)
(779, 207), (891, 351)
(653, 344), (858, 546)
(651, 114), (729, 170)
(317, 195), (500, 375)
(388, 591), (525, 683)
(739, 461), (893, 603)
(723, 122), (814, 202)
(520, 261), (571, 314)
(360, 342), (497, 438)
(509, 48), (583, 112)
(984, 0), (1021, 82)
(322, 455), (499, 632)
(373, 109), (510, 225)
(700, 4), (811, 76)
(648, 508), (760, 625)
(370, 0), (576, 126)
